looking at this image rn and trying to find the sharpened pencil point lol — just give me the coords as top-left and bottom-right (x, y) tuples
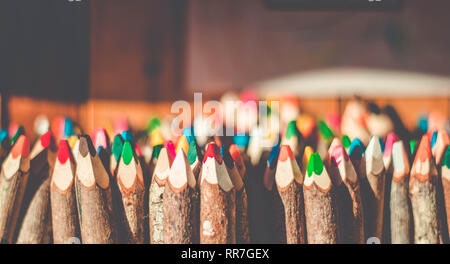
(409, 139), (417, 156)
(40, 131), (52, 148)
(203, 143), (223, 164)
(268, 144), (280, 168)
(318, 120), (334, 141)
(121, 130), (134, 144)
(11, 135), (30, 158)
(430, 131), (438, 148)
(415, 134), (432, 163)
(164, 140), (176, 160)
(187, 140), (199, 165)
(384, 132), (398, 157)
(331, 145), (348, 166)
(151, 129), (165, 147)
(79, 135), (96, 157)
(307, 153), (324, 177)
(176, 135), (189, 155)
(11, 125), (25, 146)
(285, 120), (298, 139)
(279, 145), (295, 162)
(57, 140), (72, 164)
(112, 134), (124, 162)
(341, 135), (351, 149)
(349, 138), (364, 160)
(122, 141), (134, 165)
(94, 128), (109, 150)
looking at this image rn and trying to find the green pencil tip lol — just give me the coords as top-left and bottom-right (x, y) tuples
(306, 152), (324, 177)
(318, 120), (333, 141)
(112, 135), (124, 162)
(409, 140), (417, 156)
(341, 135), (351, 149)
(121, 141), (134, 165)
(152, 144), (163, 160)
(443, 146), (450, 169)
(187, 140), (198, 165)
(147, 117), (161, 133)
(285, 120), (297, 139)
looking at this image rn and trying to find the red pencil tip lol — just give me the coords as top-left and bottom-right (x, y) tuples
(57, 140), (72, 164)
(203, 143), (223, 164)
(415, 134), (432, 163)
(278, 145), (295, 162)
(164, 140), (176, 160)
(40, 131), (52, 148)
(11, 135), (30, 158)
(135, 143), (142, 156)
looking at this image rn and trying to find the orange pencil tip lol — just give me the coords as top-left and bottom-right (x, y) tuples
(11, 135), (30, 158)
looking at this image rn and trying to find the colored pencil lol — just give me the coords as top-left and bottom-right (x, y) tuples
(275, 145), (305, 244)
(16, 131), (56, 243)
(433, 129), (449, 166)
(304, 152), (339, 244)
(262, 144), (285, 243)
(221, 145), (250, 244)
(188, 140), (202, 185)
(390, 140), (412, 244)
(149, 146), (172, 244)
(93, 128), (110, 171)
(0, 135), (30, 243)
(348, 138), (366, 181)
(115, 140), (145, 243)
(328, 143), (364, 243)
(75, 135), (117, 243)
(409, 134), (441, 243)
(50, 140), (80, 244)
(281, 120), (305, 161)
(163, 149), (198, 244)
(200, 143), (236, 244)
(362, 136), (386, 240)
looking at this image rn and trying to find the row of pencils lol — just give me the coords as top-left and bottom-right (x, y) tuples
(0, 102), (448, 244)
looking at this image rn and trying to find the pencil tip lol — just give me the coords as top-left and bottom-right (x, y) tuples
(318, 120), (334, 140)
(94, 128), (109, 150)
(384, 132), (398, 157)
(182, 127), (195, 144)
(268, 144), (280, 167)
(146, 117), (161, 133)
(229, 144), (244, 166)
(112, 134), (124, 162)
(414, 134), (432, 163)
(285, 120), (298, 139)
(11, 125), (25, 146)
(203, 143), (223, 164)
(279, 145), (294, 162)
(430, 130), (438, 148)
(366, 136), (383, 159)
(331, 145), (348, 166)
(233, 133), (249, 148)
(220, 145), (234, 168)
(187, 140), (199, 165)
(307, 152), (324, 177)
(57, 140), (72, 164)
(121, 141), (134, 165)
(349, 138), (364, 159)
(11, 135), (30, 158)
(121, 130), (134, 144)
(303, 145), (314, 165)
(341, 135), (351, 149)
(151, 129), (165, 147)
(164, 140), (176, 160)
(79, 135), (96, 158)
(409, 139), (417, 156)
(176, 135), (189, 155)
(40, 130), (53, 148)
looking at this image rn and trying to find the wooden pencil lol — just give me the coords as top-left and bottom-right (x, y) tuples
(409, 134), (441, 243)
(432, 129), (449, 165)
(362, 136), (386, 241)
(304, 152), (339, 244)
(382, 132), (398, 244)
(110, 134), (124, 177)
(390, 140), (412, 244)
(50, 140), (80, 244)
(149, 146), (172, 244)
(348, 138), (366, 181)
(16, 131), (56, 244)
(0, 135), (30, 243)
(75, 135), (117, 243)
(68, 135), (80, 164)
(200, 143), (236, 244)
(115, 140), (145, 243)
(221, 145), (250, 244)
(262, 144), (285, 243)
(317, 120), (334, 159)
(442, 146), (450, 239)
(275, 145), (305, 244)
(163, 149), (198, 244)
(328, 143), (364, 244)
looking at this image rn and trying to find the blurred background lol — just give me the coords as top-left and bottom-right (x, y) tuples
(0, 0), (448, 134)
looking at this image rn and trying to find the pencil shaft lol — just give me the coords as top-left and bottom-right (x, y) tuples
(390, 178), (411, 244)
(51, 182), (80, 244)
